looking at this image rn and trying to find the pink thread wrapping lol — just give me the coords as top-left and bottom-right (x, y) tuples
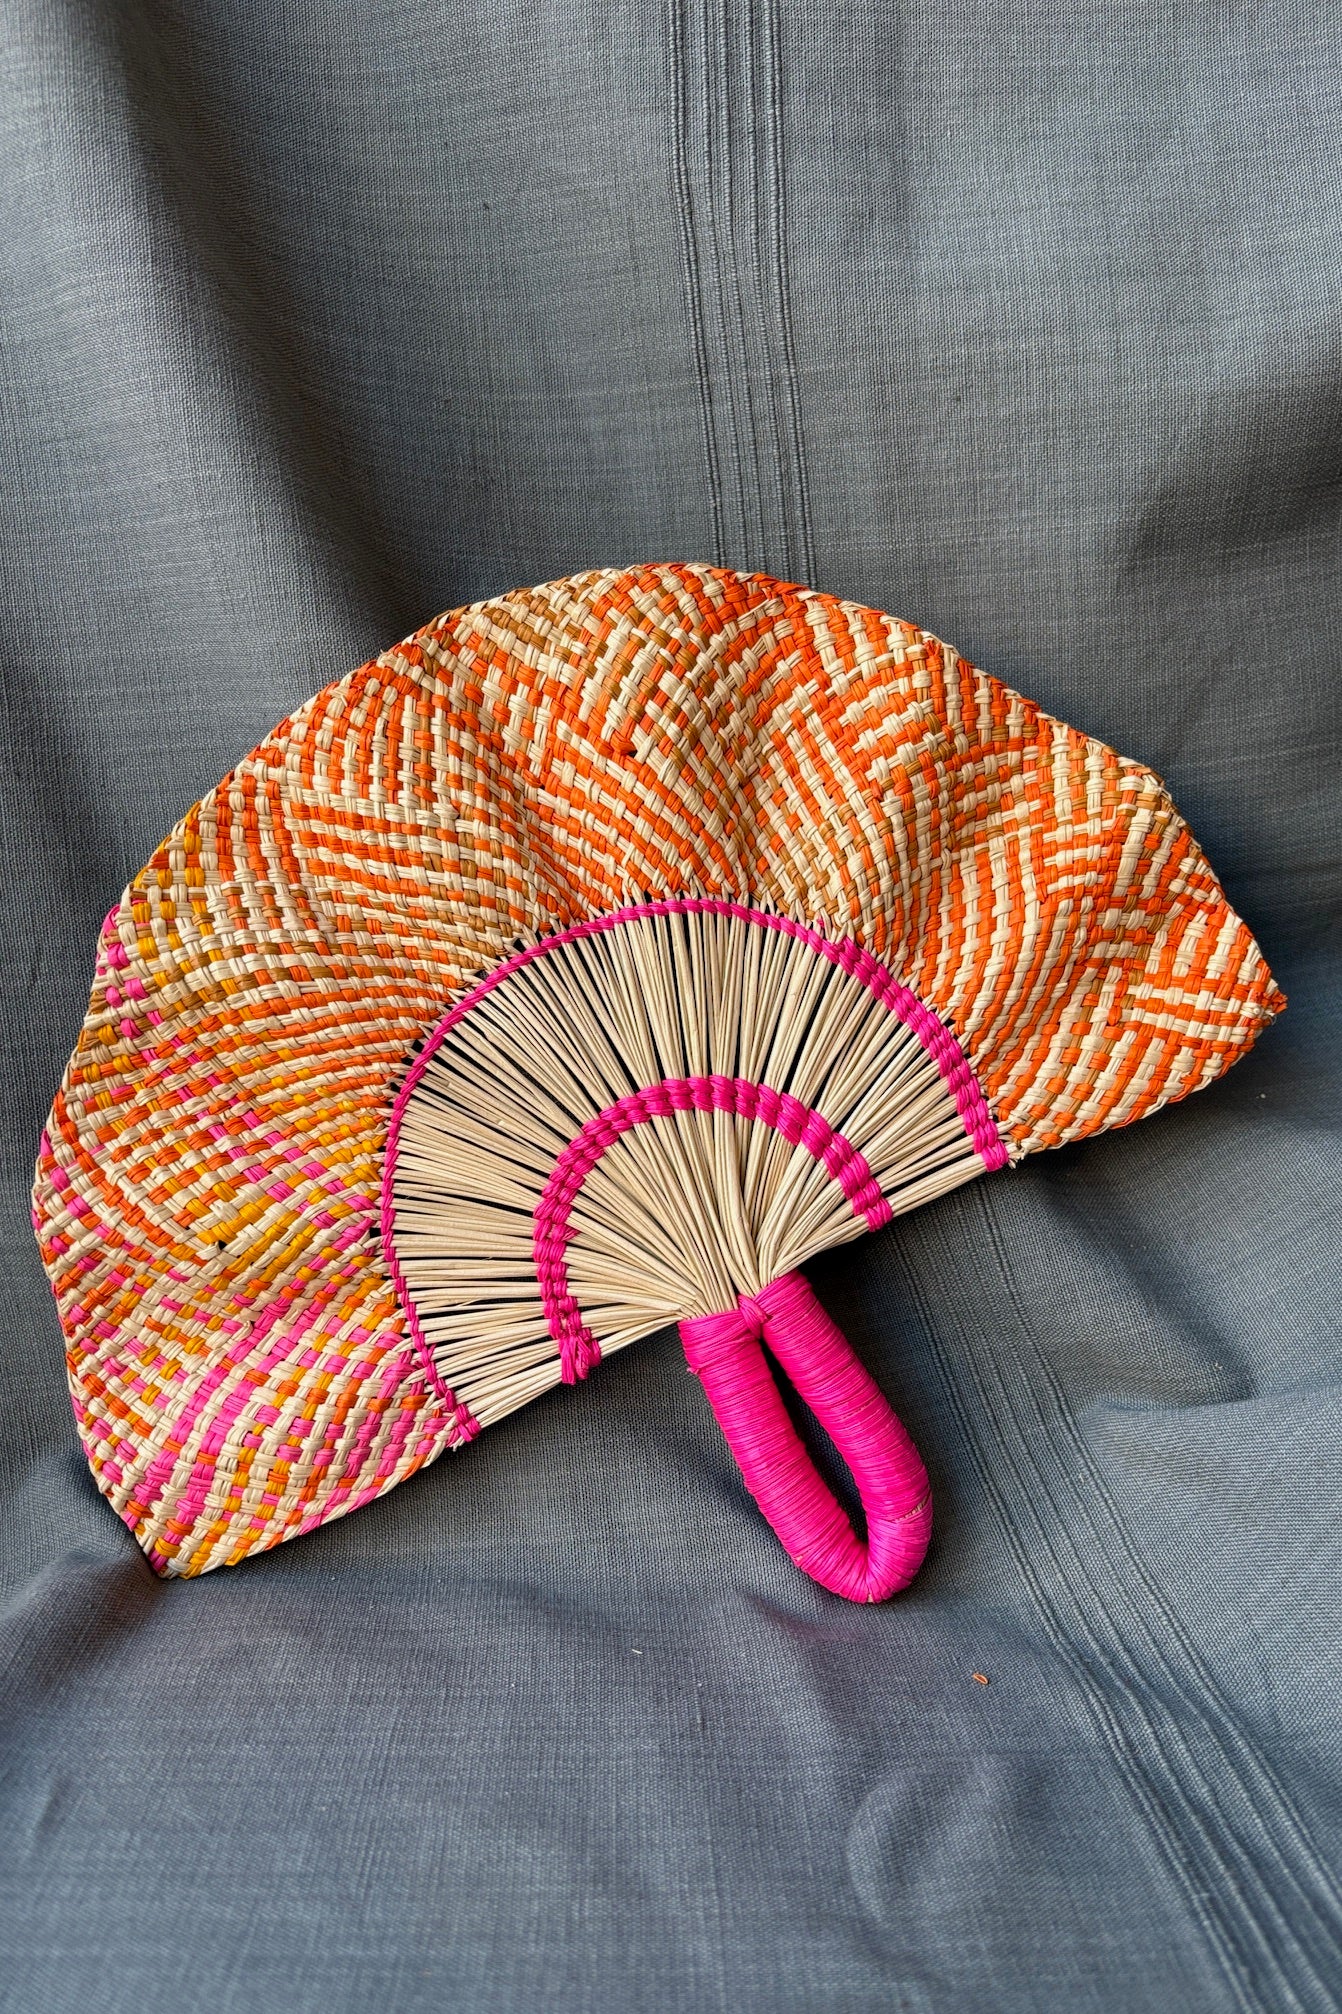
(680, 1270), (932, 1602)
(379, 898), (1007, 1397)
(533, 1075), (892, 1383)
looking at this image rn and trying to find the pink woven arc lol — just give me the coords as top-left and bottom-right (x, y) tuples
(680, 1270), (932, 1602)
(533, 1074), (893, 1384)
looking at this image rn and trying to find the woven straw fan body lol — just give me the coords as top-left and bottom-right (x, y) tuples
(33, 565), (1282, 1593)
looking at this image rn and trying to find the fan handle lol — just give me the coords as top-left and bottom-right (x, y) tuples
(680, 1270), (931, 1602)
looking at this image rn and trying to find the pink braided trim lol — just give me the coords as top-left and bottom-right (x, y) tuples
(380, 899), (1006, 1399)
(534, 1075), (892, 1383)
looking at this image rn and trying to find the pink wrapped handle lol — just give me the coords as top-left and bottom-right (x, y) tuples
(680, 1271), (932, 1602)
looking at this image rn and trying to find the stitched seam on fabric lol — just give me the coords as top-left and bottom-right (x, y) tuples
(761, 0), (815, 584)
(883, 1231), (1266, 2013)
(971, 1184), (1342, 2001)
(667, 0), (726, 563)
(899, 1193), (1341, 2012)
(666, 0), (810, 578)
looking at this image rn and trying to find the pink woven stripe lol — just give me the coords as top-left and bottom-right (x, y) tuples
(380, 899), (1006, 1395)
(680, 1270), (932, 1603)
(131, 1214), (372, 1523)
(533, 1075), (893, 1383)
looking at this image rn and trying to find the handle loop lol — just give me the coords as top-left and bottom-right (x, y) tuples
(680, 1270), (931, 1602)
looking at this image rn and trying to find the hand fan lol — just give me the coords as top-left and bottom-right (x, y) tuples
(32, 565), (1282, 1593)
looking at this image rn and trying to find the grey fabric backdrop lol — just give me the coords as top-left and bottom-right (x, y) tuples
(2, 3), (1339, 2009)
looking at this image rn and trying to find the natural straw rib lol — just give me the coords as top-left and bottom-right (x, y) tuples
(389, 903), (986, 1428)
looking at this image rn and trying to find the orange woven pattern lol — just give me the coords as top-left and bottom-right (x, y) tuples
(32, 564), (1282, 1574)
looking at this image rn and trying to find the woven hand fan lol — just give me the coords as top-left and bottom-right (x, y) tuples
(33, 564), (1282, 1594)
